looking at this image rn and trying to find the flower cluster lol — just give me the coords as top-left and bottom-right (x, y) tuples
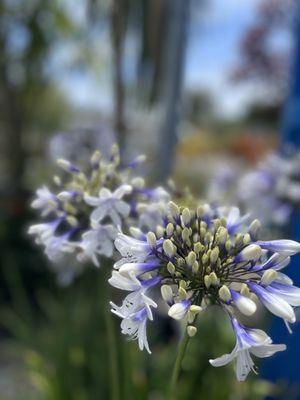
(110, 201), (300, 380)
(208, 150), (300, 228)
(28, 144), (169, 280)
(237, 151), (300, 226)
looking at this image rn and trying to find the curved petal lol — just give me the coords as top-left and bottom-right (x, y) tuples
(84, 194), (100, 206)
(251, 344), (286, 358)
(91, 206), (108, 222)
(236, 350), (254, 381)
(249, 283), (296, 323)
(209, 345), (237, 367)
(115, 200), (131, 217)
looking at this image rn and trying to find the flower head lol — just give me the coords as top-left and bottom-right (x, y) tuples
(110, 201), (300, 379)
(28, 144), (170, 280)
(210, 317), (286, 381)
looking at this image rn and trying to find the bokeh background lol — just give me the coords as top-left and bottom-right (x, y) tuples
(1, 0), (300, 399)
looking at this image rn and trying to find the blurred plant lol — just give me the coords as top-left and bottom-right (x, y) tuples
(237, 151), (300, 227)
(230, 0), (296, 131)
(208, 149), (300, 230)
(0, 0), (76, 194)
(2, 264), (275, 400)
(2, 265), (131, 400)
(109, 201), (300, 398)
(47, 126), (116, 167)
(28, 143), (169, 283)
(232, 0), (295, 107)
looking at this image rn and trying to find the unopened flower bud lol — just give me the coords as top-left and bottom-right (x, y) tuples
(129, 227), (142, 239)
(190, 305), (202, 314)
(53, 175), (61, 186)
(66, 216), (78, 227)
(57, 191), (74, 201)
(210, 247), (219, 264)
(209, 272), (219, 286)
(90, 150), (101, 167)
(131, 177), (145, 189)
(240, 283), (250, 297)
(178, 286), (187, 300)
(202, 254), (209, 265)
(179, 280), (187, 289)
(192, 261), (199, 274)
(187, 325), (197, 337)
(261, 269), (278, 286)
(231, 289), (257, 316)
(197, 205), (205, 218)
(168, 300), (191, 320)
(194, 242), (204, 254)
(166, 223), (174, 237)
(235, 244), (262, 263)
(182, 208), (191, 226)
(225, 240), (232, 252)
(57, 159), (80, 173)
(217, 227), (228, 244)
(205, 232), (212, 244)
(182, 227), (190, 242)
(161, 285), (173, 303)
(147, 232), (157, 248)
(186, 251), (196, 267)
(167, 262), (176, 275)
(169, 201), (180, 219)
(204, 275), (211, 289)
(218, 285), (231, 302)
(249, 219), (261, 239)
(156, 225), (165, 238)
(243, 233), (251, 245)
(163, 239), (176, 258)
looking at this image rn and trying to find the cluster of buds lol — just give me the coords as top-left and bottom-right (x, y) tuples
(28, 144), (169, 282)
(110, 201), (300, 380)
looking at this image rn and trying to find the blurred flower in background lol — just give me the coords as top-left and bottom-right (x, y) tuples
(28, 144), (170, 283)
(207, 148), (300, 230)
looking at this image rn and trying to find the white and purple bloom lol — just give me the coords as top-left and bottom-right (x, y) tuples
(110, 297), (154, 353)
(208, 151), (300, 228)
(109, 271), (160, 353)
(248, 282), (297, 324)
(29, 144), (171, 282)
(31, 186), (58, 216)
(210, 317), (286, 381)
(237, 152), (300, 227)
(110, 201), (300, 379)
(76, 223), (118, 267)
(84, 185), (132, 226)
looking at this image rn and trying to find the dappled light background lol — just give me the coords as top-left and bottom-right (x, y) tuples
(1, 0), (299, 399)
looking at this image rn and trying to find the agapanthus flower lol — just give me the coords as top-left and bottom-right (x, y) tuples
(210, 317), (286, 381)
(238, 151), (300, 227)
(109, 201), (300, 379)
(208, 150), (300, 228)
(28, 144), (170, 279)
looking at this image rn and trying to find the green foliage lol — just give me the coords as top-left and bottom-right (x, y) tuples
(1, 261), (274, 400)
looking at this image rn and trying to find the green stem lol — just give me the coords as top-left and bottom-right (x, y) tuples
(104, 308), (120, 400)
(168, 329), (190, 400)
(101, 267), (120, 400)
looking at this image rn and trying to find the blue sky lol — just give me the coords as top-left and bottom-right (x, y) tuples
(186, 0), (262, 116)
(57, 0), (290, 119)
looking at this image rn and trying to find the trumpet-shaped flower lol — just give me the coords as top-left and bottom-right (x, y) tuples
(210, 317), (286, 381)
(110, 201), (300, 378)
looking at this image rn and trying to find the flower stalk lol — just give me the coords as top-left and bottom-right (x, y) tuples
(168, 328), (190, 400)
